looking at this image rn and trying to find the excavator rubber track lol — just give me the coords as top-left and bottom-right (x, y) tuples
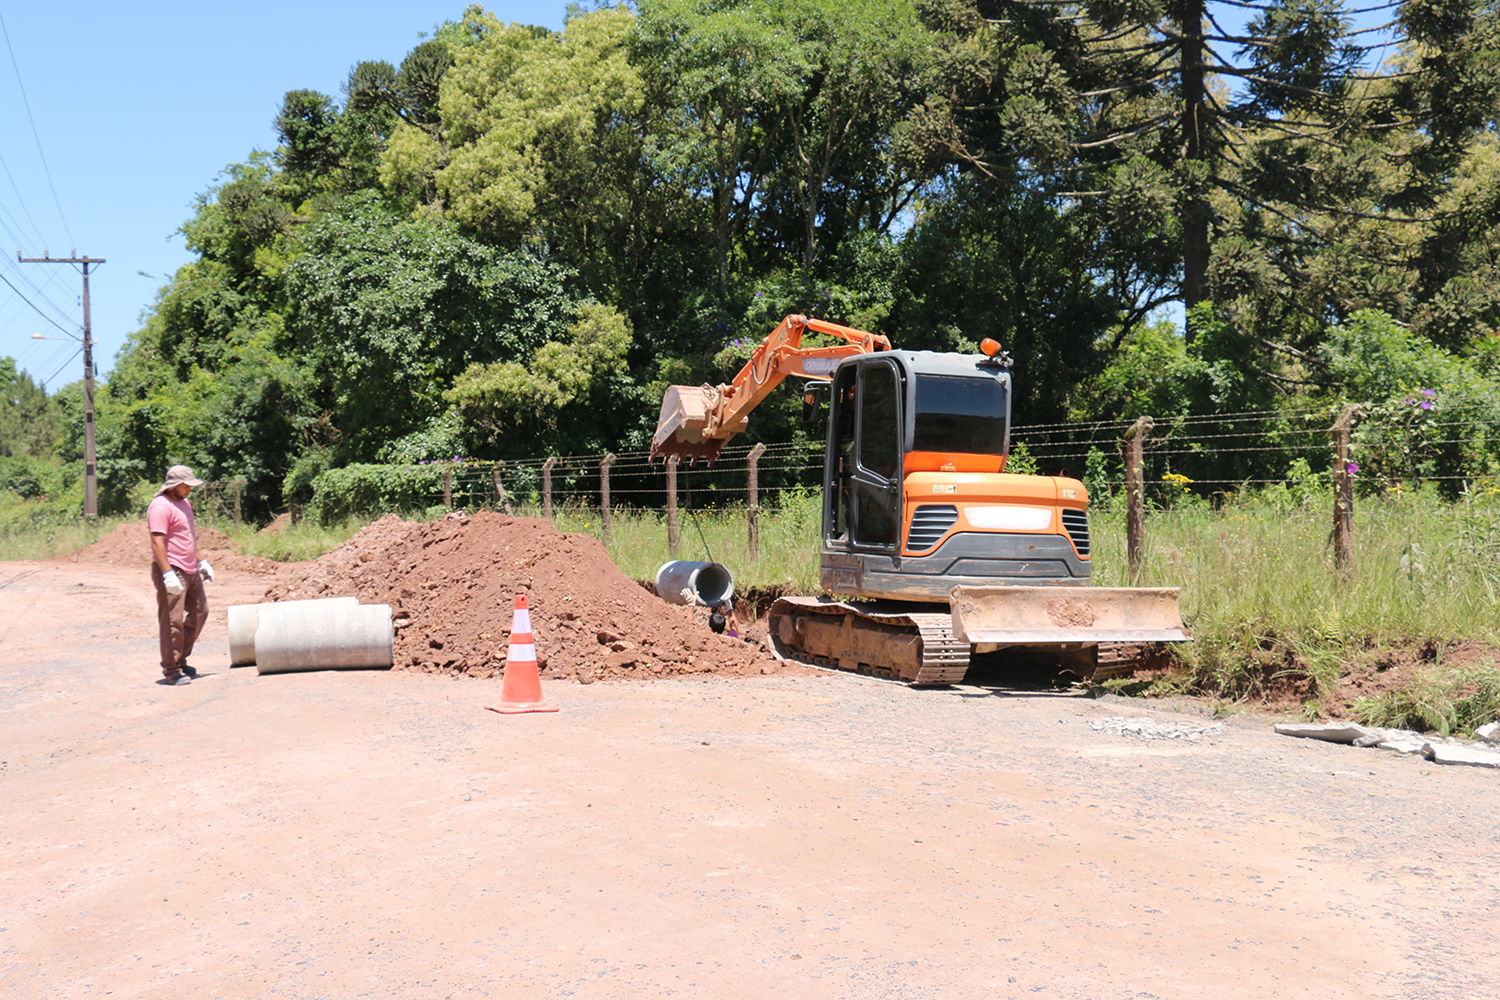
(766, 597), (970, 685)
(767, 587), (1189, 687)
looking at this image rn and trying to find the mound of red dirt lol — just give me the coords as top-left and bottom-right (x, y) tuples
(262, 511), (812, 684)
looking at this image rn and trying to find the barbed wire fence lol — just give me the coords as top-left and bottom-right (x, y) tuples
(201, 396), (1500, 576)
(336, 401), (1500, 513)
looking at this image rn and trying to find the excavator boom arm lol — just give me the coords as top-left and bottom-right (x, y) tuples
(651, 314), (890, 465)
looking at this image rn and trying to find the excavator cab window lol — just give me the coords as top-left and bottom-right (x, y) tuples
(829, 377), (857, 540)
(824, 361), (902, 550)
(855, 365), (900, 545)
(912, 373), (1008, 456)
(824, 360), (903, 549)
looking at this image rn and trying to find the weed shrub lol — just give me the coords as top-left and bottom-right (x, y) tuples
(0, 456), (87, 545)
(1355, 667), (1500, 736)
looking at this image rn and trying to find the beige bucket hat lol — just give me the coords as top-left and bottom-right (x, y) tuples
(158, 464), (205, 494)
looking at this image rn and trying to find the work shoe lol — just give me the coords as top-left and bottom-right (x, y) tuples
(167, 674), (191, 686)
(179, 664), (199, 679)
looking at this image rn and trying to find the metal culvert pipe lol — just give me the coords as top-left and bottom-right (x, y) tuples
(254, 603), (394, 675)
(655, 561), (735, 607)
(227, 597), (360, 666)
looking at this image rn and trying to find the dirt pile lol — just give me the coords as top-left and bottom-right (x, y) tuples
(55, 520), (284, 576)
(262, 511), (812, 683)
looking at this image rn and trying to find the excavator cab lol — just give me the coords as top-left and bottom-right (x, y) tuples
(817, 350), (1037, 600)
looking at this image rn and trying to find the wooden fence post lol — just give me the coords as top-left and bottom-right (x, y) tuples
(443, 466), (453, 510)
(492, 461), (513, 515)
(1331, 404), (1360, 578)
(1124, 416), (1153, 584)
(233, 479), (242, 528)
(666, 456), (680, 558)
(747, 442), (766, 560)
(542, 456), (557, 519)
(600, 453), (616, 548)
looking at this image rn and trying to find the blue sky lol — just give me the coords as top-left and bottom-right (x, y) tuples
(0, 1), (568, 392)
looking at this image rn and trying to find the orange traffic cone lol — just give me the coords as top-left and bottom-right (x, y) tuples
(485, 593), (558, 714)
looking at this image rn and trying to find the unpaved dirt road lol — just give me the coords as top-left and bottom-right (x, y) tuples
(3, 558), (1498, 999)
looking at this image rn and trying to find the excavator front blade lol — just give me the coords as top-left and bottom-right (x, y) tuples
(949, 585), (1188, 646)
(651, 385), (728, 464)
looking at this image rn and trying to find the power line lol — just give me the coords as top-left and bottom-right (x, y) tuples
(0, 10), (73, 248)
(0, 266), (74, 336)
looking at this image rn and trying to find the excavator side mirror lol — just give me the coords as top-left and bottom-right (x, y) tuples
(801, 382), (829, 426)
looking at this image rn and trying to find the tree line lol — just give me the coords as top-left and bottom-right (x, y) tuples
(5, 0), (1500, 520)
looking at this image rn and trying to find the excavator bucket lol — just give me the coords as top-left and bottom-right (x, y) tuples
(651, 385), (727, 465)
(949, 585), (1188, 646)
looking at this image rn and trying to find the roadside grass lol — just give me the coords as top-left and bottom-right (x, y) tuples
(215, 518), (369, 563)
(1088, 484), (1500, 729)
(1352, 664), (1500, 736)
(0, 508), (123, 561)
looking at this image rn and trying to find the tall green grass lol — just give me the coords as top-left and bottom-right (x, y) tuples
(0, 511), (125, 561)
(1087, 483), (1500, 725)
(215, 518), (371, 563)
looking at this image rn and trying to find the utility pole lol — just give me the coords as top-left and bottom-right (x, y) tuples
(18, 250), (105, 520)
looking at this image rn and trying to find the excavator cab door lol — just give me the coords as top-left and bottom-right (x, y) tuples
(825, 359), (902, 552)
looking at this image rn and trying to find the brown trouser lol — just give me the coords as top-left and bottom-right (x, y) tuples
(151, 563), (208, 677)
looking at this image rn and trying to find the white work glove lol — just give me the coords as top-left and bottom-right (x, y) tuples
(198, 560), (215, 583)
(162, 570), (185, 596)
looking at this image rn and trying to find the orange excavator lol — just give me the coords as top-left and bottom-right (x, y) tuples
(651, 314), (1188, 685)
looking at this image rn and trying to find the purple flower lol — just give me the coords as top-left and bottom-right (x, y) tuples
(1346, 461), (1359, 476)
(1422, 388), (1436, 397)
(1420, 401), (1432, 410)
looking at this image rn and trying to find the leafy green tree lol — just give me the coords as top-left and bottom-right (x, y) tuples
(894, 178), (1116, 423)
(632, 0), (808, 296)
(906, 0), (1500, 344)
(0, 358), (58, 457)
(273, 89), (387, 206)
(431, 7), (652, 296)
(443, 299), (635, 453)
(284, 191), (577, 460)
(346, 40), (455, 133)
(743, 0), (935, 274)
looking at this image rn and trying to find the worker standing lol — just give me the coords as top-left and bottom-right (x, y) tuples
(148, 465), (213, 685)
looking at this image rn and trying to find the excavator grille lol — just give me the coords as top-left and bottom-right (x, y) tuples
(1061, 508), (1090, 556)
(907, 504), (958, 551)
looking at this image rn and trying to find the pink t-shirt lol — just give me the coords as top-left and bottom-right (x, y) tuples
(147, 493), (199, 572)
